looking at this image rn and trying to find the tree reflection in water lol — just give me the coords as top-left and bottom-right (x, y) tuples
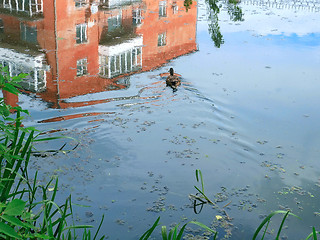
(207, 0), (224, 48)
(227, 0), (245, 22)
(184, 0), (194, 11)
(184, 0), (244, 47)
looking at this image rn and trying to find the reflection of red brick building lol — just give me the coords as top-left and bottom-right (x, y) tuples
(0, 0), (197, 109)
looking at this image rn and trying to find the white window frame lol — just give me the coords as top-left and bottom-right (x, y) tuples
(76, 58), (88, 76)
(158, 32), (166, 46)
(132, 9), (142, 25)
(159, 1), (167, 17)
(76, 23), (88, 44)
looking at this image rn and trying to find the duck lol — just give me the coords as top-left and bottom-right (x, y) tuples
(166, 68), (181, 91)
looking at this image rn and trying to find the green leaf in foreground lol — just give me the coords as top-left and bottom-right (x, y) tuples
(1, 214), (36, 229)
(0, 221), (22, 239)
(3, 199), (26, 216)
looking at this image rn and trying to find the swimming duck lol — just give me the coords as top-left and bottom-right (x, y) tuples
(166, 68), (181, 90)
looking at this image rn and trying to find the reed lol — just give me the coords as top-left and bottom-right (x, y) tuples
(0, 65), (105, 239)
(139, 216), (217, 240)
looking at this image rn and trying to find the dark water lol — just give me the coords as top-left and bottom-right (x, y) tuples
(1, 0), (320, 239)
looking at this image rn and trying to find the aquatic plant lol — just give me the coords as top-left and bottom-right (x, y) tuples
(253, 210), (320, 240)
(253, 210), (299, 240)
(0, 65), (105, 239)
(140, 169), (320, 239)
(140, 210), (320, 239)
(139, 216), (217, 240)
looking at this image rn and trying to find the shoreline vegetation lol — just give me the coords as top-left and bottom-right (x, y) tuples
(0, 65), (105, 239)
(0, 66), (319, 239)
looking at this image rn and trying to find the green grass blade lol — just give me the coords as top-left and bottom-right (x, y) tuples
(63, 225), (93, 231)
(176, 223), (188, 240)
(161, 226), (168, 240)
(313, 227), (318, 240)
(306, 227), (319, 240)
(195, 169), (204, 192)
(189, 221), (216, 235)
(139, 217), (160, 240)
(93, 214), (105, 240)
(195, 169), (200, 183)
(213, 231), (218, 240)
(194, 186), (214, 204)
(1, 131), (35, 201)
(253, 211), (280, 240)
(13, 131), (25, 155)
(253, 210), (299, 240)
(261, 219), (270, 240)
(20, 130), (34, 158)
(55, 195), (70, 239)
(34, 136), (74, 142)
(276, 211), (290, 240)
(11, 110), (21, 149)
(172, 225), (178, 240)
(0, 221), (22, 239)
(50, 178), (59, 205)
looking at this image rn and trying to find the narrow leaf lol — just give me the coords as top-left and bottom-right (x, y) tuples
(253, 210), (299, 240)
(93, 214), (105, 240)
(161, 226), (168, 240)
(176, 223), (188, 239)
(139, 217), (160, 240)
(189, 221), (216, 234)
(276, 211), (290, 239)
(1, 214), (36, 229)
(0, 221), (22, 239)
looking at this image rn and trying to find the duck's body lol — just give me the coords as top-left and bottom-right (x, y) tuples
(166, 68), (181, 90)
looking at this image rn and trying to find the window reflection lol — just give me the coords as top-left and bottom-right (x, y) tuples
(75, 0), (87, 7)
(0, 58), (46, 92)
(76, 23), (88, 44)
(0, 19), (4, 35)
(2, 0), (43, 16)
(157, 32), (166, 46)
(172, 2), (178, 14)
(132, 9), (142, 25)
(77, 58), (88, 76)
(99, 46), (142, 79)
(108, 14), (122, 32)
(159, 1), (167, 17)
(20, 23), (37, 44)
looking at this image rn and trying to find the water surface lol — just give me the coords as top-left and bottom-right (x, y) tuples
(1, 0), (320, 239)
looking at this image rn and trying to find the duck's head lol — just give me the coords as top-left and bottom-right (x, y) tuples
(169, 68), (174, 76)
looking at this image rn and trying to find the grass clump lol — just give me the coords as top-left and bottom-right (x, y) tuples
(140, 170), (320, 240)
(140, 216), (217, 240)
(0, 65), (105, 239)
